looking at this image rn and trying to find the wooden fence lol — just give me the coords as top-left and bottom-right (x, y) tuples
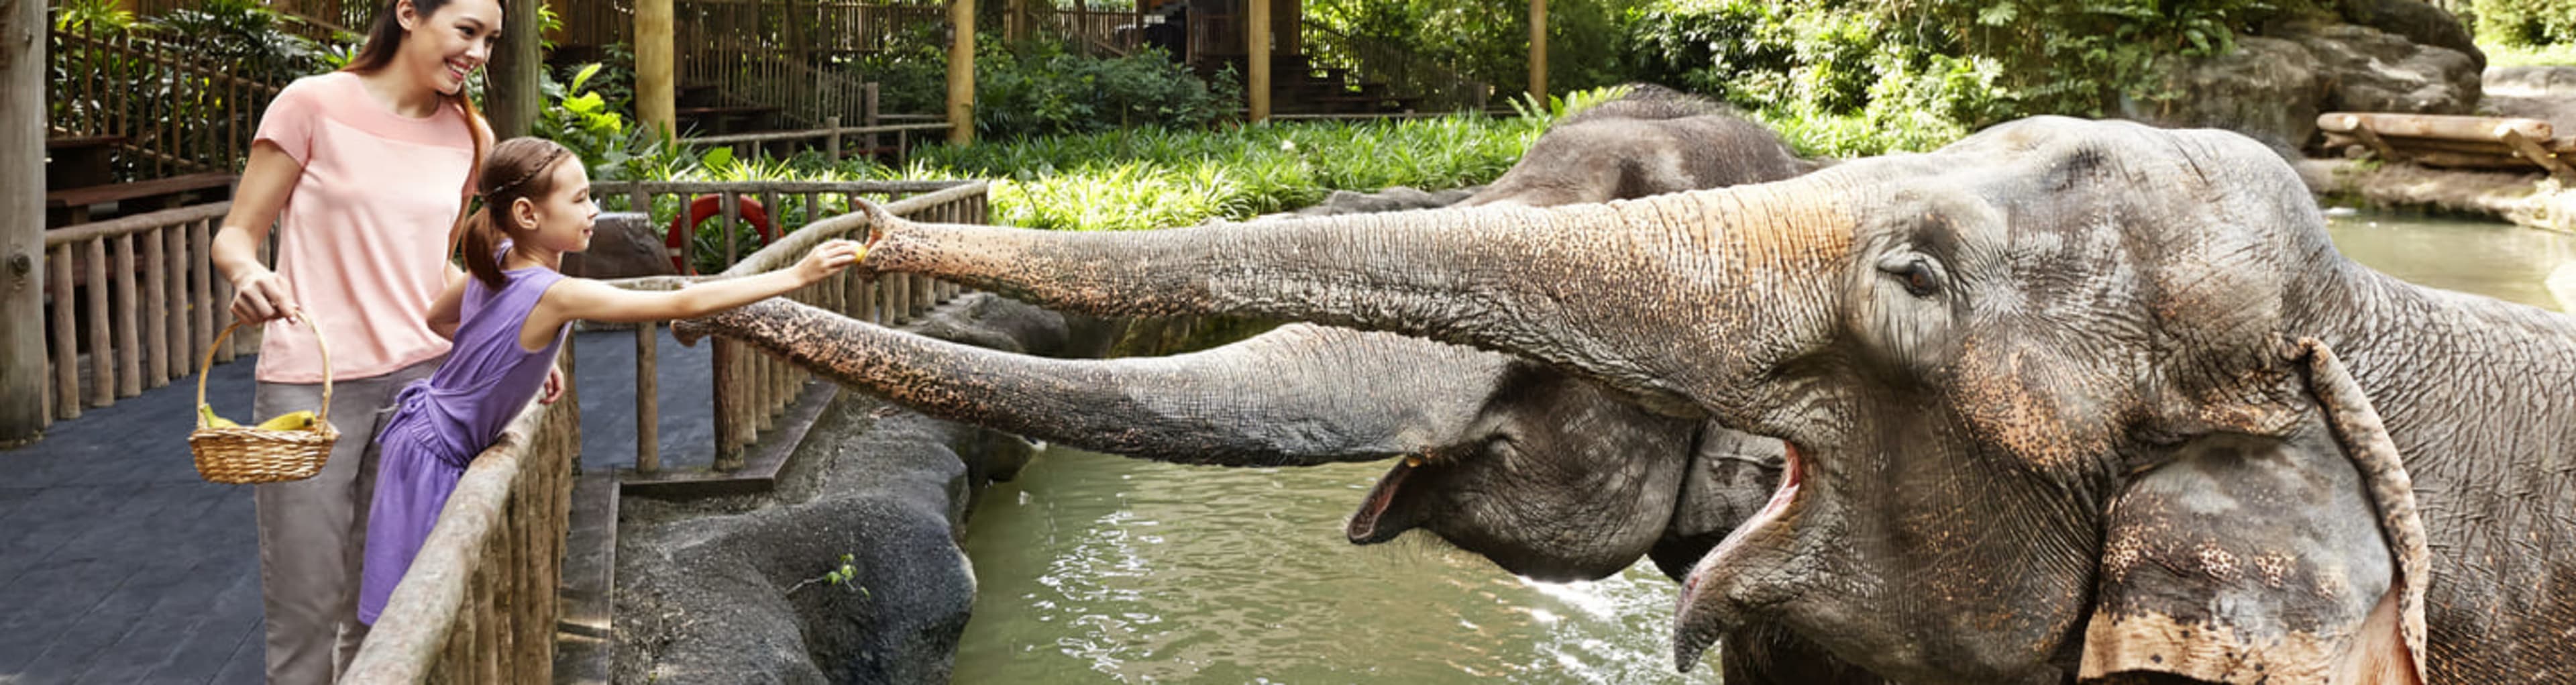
(680, 118), (953, 163)
(38, 203), (252, 427)
(342, 382), (578, 684)
(591, 178), (984, 469)
(1304, 23), (1490, 113)
(48, 29), (286, 180)
(119, 0), (364, 42)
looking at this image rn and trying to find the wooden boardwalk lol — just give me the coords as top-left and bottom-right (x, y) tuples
(0, 327), (711, 683)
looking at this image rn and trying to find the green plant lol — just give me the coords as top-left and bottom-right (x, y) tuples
(2471, 0), (2576, 46)
(788, 554), (871, 596)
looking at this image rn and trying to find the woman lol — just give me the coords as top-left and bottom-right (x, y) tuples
(210, 1), (551, 682)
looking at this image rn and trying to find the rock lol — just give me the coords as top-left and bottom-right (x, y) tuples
(2126, 35), (2325, 154)
(2338, 0), (2484, 70)
(2131, 21), (2481, 154)
(561, 211), (675, 280)
(2487, 66), (2576, 99)
(2290, 22), (2482, 115)
(614, 294), (1120, 684)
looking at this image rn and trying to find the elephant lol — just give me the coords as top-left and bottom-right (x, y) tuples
(678, 86), (1890, 683)
(819, 115), (2576, 684)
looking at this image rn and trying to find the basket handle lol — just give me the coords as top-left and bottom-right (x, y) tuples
(197, 314), (333, 428)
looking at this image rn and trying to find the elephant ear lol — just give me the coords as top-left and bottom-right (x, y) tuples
(2078, 338), (2427, 685)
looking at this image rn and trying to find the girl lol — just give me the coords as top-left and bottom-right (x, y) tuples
(209, 1), (535, 680)
(358, 137), (864, 623)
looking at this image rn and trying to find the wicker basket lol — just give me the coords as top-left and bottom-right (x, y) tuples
(189, 316), (337, 484)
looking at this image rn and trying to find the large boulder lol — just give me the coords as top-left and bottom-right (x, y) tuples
(2124, 35), (2326, 154)
(2338, 0), (2484, 70)
(614, 294), (1121, 684)
(2291, 21), (2482, 115)
(2131, 21), (2479, 154)
(561, 211), (676, 280)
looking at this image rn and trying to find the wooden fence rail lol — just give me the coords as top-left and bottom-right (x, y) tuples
(38, 203), (252, 428)
(49, 29), (286, 180)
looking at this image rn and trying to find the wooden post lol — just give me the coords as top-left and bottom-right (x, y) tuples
(824, 115), (841, 160)
(1528, 0), (1546, 104)
(1248, 0), (1270, 122)
(947, 0), (975, 145)
(487, 0), (544, 139)
(1005, 0), (1025, 46)
(637, 0), (678, 138)
(635, 323), (658, 474)
(1, 0), (44, 442)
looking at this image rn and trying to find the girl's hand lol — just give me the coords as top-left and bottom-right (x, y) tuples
(794, 239), (866, 283)
(229, 269), (302, 323)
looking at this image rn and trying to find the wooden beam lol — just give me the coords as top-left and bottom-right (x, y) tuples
(1528, 0), (1546, 104)
(1006, 0), (1025, 46)
(949, 0), (975, 145)
(637, 0), (676, 138)
(2317, 112), (2552, 142)
(1249, 0), (1271, 122)
(2501, 130), (2576, 182)
(487, 0), (543, 139)
(2, 0), (45, 442)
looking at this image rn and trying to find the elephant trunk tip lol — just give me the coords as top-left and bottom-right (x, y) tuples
(669, 317), (714, 347)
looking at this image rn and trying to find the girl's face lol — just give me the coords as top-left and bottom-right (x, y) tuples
(398, 0), (502, 96)
(516, 157), (598, 255)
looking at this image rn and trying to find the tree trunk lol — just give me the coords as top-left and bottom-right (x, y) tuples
(948, 0), (975, 144)
(486, 0), (543, 139)
(1527, 0), (1546, 103)
(3, 0), (48, 443)
(636, 0), (676, 138)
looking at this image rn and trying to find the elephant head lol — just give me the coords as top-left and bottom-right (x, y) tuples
(845, 117), (2457, 684)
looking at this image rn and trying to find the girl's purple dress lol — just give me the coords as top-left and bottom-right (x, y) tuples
(359, 263), (568, 624)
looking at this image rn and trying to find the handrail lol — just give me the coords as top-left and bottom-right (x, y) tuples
(44, 203), (232, 246)
(683, 122), (951, 146)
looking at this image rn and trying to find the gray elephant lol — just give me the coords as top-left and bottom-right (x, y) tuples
(826, 115), (2576, 684)
(679, 87), (1888, 683)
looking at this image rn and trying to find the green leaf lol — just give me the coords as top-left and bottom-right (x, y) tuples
(1976, 3), (2017, 26)
(571, 62), (602, 93)
(701, 146), (736, 171)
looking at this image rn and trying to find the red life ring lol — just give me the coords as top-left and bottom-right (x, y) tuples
(665, 195), (776, 274)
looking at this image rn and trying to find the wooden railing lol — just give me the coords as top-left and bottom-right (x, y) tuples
(559, 0), (950, 60)
(343, 382), (578, 684)
(595, 179), (986, 470)
(38, 203), (253, 428)
(680, 118), (951, 162)
(684, 48), (884, 131)
(1028, 4), (1152, 56)
(48, 29), (286, 179)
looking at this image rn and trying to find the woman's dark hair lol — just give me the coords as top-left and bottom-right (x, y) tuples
(344, 0), (498, 252)
(460, 138), (574, 288)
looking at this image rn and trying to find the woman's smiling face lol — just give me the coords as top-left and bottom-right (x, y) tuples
(399, 0), (502, 96)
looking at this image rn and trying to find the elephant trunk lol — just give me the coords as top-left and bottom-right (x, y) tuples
(676, 300), (1511, 466)
(855, 180), (1854, 415)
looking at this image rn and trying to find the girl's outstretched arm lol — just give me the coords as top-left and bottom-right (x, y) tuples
(519, 240), (864, 349)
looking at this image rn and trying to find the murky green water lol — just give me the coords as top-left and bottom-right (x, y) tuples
(953, 210), (2571, 684)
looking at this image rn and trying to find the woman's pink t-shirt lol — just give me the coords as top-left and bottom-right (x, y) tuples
(252, 72), (478, 383)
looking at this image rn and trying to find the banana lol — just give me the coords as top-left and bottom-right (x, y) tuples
(256, 411), (318, 432)
(199, 404), (240, 429)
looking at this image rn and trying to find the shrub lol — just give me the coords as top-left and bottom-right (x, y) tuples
(2471, 0), (2576, 46)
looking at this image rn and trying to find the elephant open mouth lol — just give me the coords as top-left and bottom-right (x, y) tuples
(1345, 456), (1422, 544)
(1673, 441), (1808, 671)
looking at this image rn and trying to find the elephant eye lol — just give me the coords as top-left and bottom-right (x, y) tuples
(1880, 256), (1941, 297)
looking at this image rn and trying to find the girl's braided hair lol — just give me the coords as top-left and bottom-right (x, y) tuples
(460, 138), (576, 288)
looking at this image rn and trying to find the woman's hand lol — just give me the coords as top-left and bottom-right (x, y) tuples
(229, 269), (301, 323)
(794, 239), (866, 283)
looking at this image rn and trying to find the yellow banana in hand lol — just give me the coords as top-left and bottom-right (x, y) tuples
(256, 411), (318, 432)
(199, 404), (240, 429)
